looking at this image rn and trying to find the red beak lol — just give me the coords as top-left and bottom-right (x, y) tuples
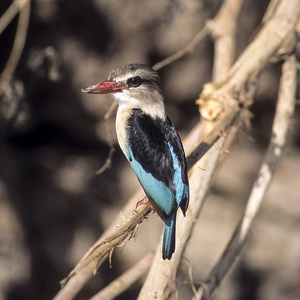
(81, 80), (127, 94)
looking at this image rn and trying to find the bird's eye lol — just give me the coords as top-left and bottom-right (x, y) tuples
(126, 76), (142, 87)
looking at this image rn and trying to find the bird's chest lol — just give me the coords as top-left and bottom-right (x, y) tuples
(116, 108), (132, 157)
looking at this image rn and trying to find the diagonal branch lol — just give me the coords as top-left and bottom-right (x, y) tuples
(89, 252), (155, 300)
(152, 26), (208, 71)
(0, 0), (31, 97)
(59, 204), (152, 288)
(194, 54), (297, 300)
(0, 0), (29, 35)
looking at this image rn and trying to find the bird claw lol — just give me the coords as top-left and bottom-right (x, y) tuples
(136, 196), (154, 210)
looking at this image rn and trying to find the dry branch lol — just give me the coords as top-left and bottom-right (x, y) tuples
(59, 204), (152, 288)
(0, 0), (29, 35)
(0, 0), (31, 97)
(191, 2), (299, 299)
(152, 27), (208, 71)
(90, 252), (154, 300)
(207, 0), (244, 82)
(194, 54), (297, 300)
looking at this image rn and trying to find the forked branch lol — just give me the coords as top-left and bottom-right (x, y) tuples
(194, 54), (297, 300)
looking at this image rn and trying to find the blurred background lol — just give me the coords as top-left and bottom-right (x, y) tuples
(0, 0), (299, 299)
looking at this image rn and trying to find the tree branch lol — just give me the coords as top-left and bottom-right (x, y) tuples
(0, 0), (31, 96)
(90, 252), (154, 300)
(0, 0), (29, 35)
(207, 0), (244, 82)
(59, 204), (152, 288)
(194, 54), (297, 300)
(152, 26), (208, 71)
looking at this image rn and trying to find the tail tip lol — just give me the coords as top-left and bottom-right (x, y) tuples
(162, 250), (174, 260)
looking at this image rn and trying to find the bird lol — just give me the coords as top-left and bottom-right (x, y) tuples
(81, 64), (189, 260)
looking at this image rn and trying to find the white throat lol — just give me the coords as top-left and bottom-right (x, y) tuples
(111, 90), (166, 120)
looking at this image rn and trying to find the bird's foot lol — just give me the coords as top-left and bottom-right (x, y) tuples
(136, 196), (154, 210)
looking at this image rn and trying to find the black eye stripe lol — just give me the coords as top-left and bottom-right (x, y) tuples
(126, 76), (142, 87)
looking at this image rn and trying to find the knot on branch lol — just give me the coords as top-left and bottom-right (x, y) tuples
(195, 82), (240, 121)
(206, 18), (234, 39)
(196, 83), (224, 121)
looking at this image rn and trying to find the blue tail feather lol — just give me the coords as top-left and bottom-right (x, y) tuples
(162, 211), (177, 260)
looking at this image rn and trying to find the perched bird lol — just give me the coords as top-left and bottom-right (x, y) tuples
(82, 64), (189, 260)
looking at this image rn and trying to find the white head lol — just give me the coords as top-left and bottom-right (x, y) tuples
(82, 64), (166, 119)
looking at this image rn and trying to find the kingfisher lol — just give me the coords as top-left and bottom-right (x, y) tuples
(82, 64), (189, 260)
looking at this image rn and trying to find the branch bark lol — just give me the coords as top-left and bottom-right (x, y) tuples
(59, 204), (152, 288)
(207, 0), (244, 82)
(90, 252), (155, 300)
(194, 53), (297, 300)
(0, 0), (29, 35)
(0, 0), (31, 96)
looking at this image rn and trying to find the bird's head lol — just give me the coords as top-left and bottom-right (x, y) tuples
(82, 64), (166, 118)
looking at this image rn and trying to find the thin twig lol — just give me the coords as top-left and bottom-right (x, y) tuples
(0, 0), (29, 35)
(104, 101), (118, 120)
(152, 26), (208, 71)
(95, 146), (116, 175)
(194, 54), (297, 300)
(96, 102), (118, 175)
(0, 0), (31, 96)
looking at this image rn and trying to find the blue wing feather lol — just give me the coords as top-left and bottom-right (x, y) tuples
(127, 148), (175, 215)
(168, 142), (189, 207)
